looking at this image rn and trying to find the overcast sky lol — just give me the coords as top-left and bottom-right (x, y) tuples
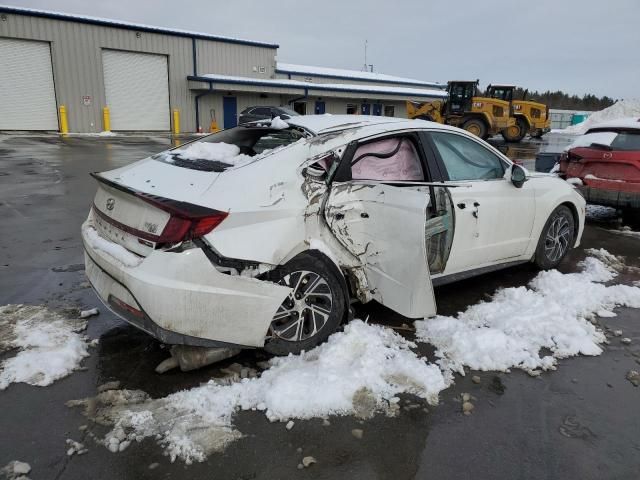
(11, 0), (640, 99)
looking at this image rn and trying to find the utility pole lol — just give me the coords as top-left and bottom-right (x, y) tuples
(363, 39), (367, 72)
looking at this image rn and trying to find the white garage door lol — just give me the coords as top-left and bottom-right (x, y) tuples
(0, 38), (58, 130)
(102, 50), (170, 131)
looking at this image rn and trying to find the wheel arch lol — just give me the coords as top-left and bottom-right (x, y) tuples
(268, 248), (351, 320)
(559, 200), (581, 244)
(514, 112), (531, 130)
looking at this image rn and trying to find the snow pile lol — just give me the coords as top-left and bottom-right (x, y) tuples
(69, 320), (447, 463)
(415, 250), (640, 376)
(269, 116), (289, 129)
(84, 226), (142, 267)
(0, 305), (89, 389)
(561, 99), (640, 134)
(171, 141), (252, 166)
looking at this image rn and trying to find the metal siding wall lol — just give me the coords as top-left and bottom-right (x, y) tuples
(319, 98), (407, 118)
(0, 12), (195, 132)
(196, 40), (276, 78)
(277, 72), (442, 90)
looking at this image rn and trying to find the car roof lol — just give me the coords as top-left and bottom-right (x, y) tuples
(285, 114), (460, 135)
(586, 117), (640, 132)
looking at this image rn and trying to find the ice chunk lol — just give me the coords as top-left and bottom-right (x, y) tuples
(0, 305), (89, 389)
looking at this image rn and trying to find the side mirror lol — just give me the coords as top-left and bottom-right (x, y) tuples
(511, 164), (528, 188)
(280, 114), (291, 120)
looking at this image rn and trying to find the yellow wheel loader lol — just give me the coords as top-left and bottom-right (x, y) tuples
(406, 80), (515, 139)
(486, 84), (551, 142)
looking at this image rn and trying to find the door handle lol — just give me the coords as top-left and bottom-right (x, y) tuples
(360, 212), (369, 218)
(457, 202), (466, 209)
(473, 202), (480, 207)
(334, 212), (345, 220)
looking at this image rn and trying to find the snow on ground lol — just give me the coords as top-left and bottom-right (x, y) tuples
(415, 250), (640, 377)
(171, 141), (253, 166)
(69, 320), (447, 463)
(0, 305), (89, 390)
(558, 99), (640, 135)
(586, 204), (617, 221)
(68, 250), (640, 463)
(84, 226), (142, 267)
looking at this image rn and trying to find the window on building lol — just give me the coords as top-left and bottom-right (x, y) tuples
(384, 105), (395, 117)
(346, 104), (358, 115)
(293, 102), (307, 115)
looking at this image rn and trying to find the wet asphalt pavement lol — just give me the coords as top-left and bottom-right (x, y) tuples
(0, 133), (639, 480)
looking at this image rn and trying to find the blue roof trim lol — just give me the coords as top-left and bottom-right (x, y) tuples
(0, 6), (279, 48)
(275, 68), (446, 89)
(187, 75), (447, 99)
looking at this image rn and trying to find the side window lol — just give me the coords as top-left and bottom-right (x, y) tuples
(430, 132), (505, 181)
(253, 107), (271, 116)
(351, 137), (424, 181)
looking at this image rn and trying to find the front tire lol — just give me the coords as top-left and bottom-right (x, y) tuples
(264, 252), (346, 355)
(533, 205), (575, 269)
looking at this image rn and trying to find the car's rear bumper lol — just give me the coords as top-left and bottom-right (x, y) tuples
(577, 184), (640, 209)
(81, 217), (291, 348)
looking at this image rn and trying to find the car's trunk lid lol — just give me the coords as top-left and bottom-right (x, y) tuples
(91, 158), (224, 257)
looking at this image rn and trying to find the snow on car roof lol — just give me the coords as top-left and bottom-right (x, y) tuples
(285, 114), (459, 135)
(0, 5), (279, 48)
(276, 63), (445, 89)
(586, 117), (640, 132)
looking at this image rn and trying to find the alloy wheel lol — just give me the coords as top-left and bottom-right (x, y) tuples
(270, 270), (334, 342)
(544, 215), (572, 262)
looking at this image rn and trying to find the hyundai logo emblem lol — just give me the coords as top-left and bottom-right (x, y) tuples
(106, 198), (115, 211)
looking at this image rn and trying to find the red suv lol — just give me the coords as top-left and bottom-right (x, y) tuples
(559, 118), (640, 213)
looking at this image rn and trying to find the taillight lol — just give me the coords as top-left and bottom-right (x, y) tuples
(156, 211), (228, 244)
(567, 150), (583, 162)
(90, 173), (228, 245)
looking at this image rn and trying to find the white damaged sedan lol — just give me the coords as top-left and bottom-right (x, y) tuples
(82, 115), (585, 354)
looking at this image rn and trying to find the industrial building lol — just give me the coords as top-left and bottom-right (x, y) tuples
(0, 5), (445, 133)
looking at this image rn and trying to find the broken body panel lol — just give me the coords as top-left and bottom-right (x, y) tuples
(82, 115), (585, 349)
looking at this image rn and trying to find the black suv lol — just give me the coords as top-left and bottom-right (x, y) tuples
(238, 106), (300, 124)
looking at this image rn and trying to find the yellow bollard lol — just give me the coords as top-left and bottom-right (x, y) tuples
(172, 109), (180, 135)
(102, 106), (111, 132)
(59, 105), (69, 134)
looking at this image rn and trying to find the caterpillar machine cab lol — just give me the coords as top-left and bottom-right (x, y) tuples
(486, 84), (551, 142)
(406, 80), (515, 139)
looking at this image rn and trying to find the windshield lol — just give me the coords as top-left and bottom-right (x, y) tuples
(278, 107), (300, 117)
(153, 126), (308, 172)
(568, 130), (640, 151)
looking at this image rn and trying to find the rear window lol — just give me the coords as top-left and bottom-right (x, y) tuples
(153, 125), (308, 172)
(568, 130), (640, 151)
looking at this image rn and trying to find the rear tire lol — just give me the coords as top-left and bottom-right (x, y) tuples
(264, 252), (346, 356)
(501, 117), (528, 143)
(462, 118), (487, 138)
(533, 205), (575, 269)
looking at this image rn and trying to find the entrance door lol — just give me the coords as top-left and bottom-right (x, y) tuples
(325, 134), (454, 318)
(361, 103), (371, 115)
(315, 101), (326, 114)
(427, 130), (535, 274)
(372, 104), (382, 116)
(223, 97), (237, 129)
